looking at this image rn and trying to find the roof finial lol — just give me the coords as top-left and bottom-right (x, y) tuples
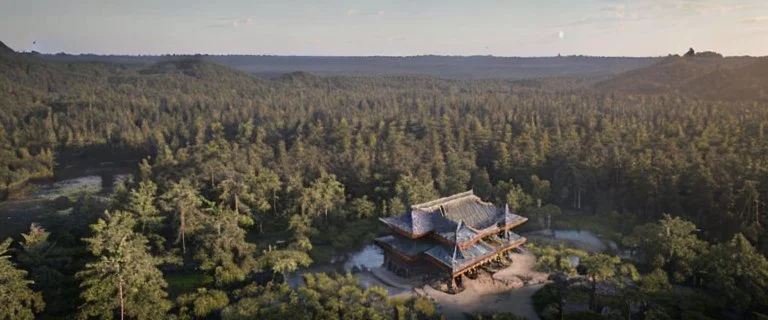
(452, 220), (462, 263)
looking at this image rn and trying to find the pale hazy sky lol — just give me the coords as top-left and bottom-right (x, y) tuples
(1, 0), (766, 56)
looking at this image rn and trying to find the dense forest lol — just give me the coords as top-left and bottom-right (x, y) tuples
(2, 42), (768, 319)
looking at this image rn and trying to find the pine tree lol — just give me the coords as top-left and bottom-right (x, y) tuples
(176, 288), (229, 320)
(0, 238), (45, 320)
(581, 253), (621, 312)
(246, 168), (281, 233)
(128, 181), (163, 234)
(470, 168), (493, 200)
(17, 223), (74, 317)
(17, 223), (65, 289)
(160, 179), (204, 255)
(443, 150), (471, 195)
(218, 176), (251, 216)
(394, 172), (438, 207)
(702, 233), (768, 309)
(76, 211), (171, 320)
(304, 172), (345, 223)
(194, 206), (258, 286)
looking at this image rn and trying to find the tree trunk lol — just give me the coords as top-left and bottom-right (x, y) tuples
(181, 209), (186, 255)
(235, 194), (240, 215)
(577, 188), (582, 209)
(589, 277), (597, 312)
(118, 278), (125, 320)
(547, 213), (552, 230)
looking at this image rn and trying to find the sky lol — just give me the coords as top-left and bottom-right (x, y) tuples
(1, 0), (767, 57)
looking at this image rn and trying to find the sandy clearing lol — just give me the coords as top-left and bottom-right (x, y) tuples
(418, 251), (548, 320)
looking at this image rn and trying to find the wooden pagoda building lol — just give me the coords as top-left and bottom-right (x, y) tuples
(374, 190), (528, 288)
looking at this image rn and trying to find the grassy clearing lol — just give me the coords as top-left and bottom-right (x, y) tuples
(555, 212), (625, 244)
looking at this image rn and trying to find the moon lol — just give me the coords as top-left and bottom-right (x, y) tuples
(558, 30), (565, 39)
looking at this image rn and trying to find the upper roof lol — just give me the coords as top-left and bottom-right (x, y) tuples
(380, 190), (526, 243)
(411, 191), (501, 230)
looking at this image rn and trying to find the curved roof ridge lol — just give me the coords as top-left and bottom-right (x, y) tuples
(411, 190), (476, 211)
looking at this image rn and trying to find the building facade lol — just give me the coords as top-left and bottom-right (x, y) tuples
(374, 191), (528, 288)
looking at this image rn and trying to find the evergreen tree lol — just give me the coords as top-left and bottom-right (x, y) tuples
(0, 238), (45, 320)
(581, 253), (621, 312)
(471, 168), (493, 200)
(17, 223), (74, 317)
(257, 249), (312, 279)
(394, 172), (438, 207)
(246, 168), (281, 233)
(160, 179), (204, 255)
(623, 215), (708, 281)
(702, 233), (768, 309)
(76, 211), (172, 320)
(176, 288), (229, 320)
(348, 196), (376, 219)
(304, 172), (345, 223)
(128, 181), (163, 233)
(16, 223), (65, 289)
(193, 206), (258, 286)
(442, 151), (471, 195)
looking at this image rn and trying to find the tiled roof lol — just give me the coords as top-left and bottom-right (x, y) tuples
(374, 234), (440, 257)
(411, 191), (501, 230)
(456, 224), (478, 243)
(381, 191), (526, 239)
(424, 234), (524, 273)
(504, 212), (527, 226)
(380, 213), (415, 234)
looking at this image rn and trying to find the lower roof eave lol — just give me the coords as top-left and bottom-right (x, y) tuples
(450, 237), (527, 277)
(375, 241), (421, 262)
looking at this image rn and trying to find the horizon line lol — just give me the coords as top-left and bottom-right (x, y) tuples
(6, 41), (761, 59)
(21, 51), (764, 59)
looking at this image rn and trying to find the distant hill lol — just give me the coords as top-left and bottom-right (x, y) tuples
(0, 52), (268, 110)
(681, 58), (768, 101)
(37, 53), (660, 80)
(9, 42), (766, 100)
(137, 58), (259, 82)
(0, 40), (16, 56)
(594, 54), (765, 100)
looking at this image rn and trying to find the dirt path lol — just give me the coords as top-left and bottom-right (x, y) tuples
(420, 251), (548, 320)
(424, 283), (543, 320)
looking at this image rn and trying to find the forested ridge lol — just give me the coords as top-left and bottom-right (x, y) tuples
(596, 53), (768, 101)
(37, 51), (660, 80)
(2, 44), (768, 319)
